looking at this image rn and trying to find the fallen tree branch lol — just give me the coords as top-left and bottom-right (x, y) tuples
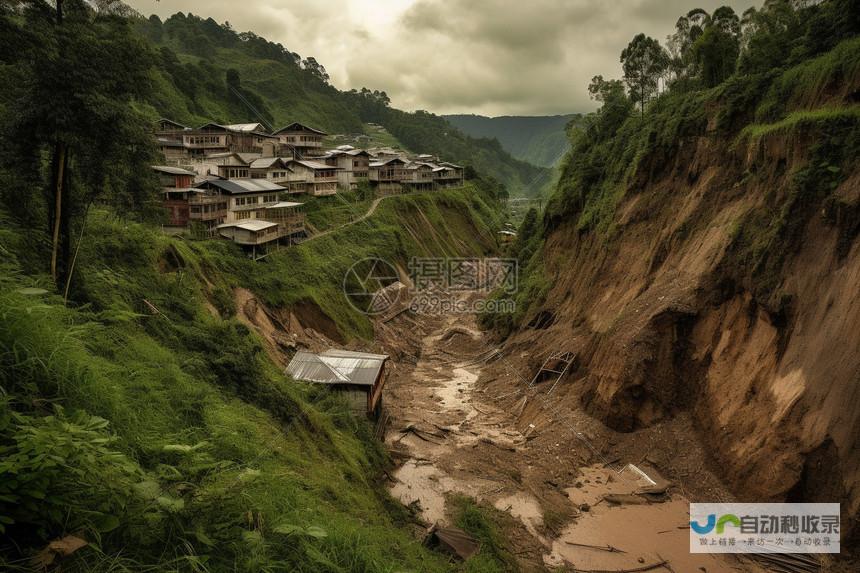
(564, 541), (626, 553)
(571, 560), (669, 573)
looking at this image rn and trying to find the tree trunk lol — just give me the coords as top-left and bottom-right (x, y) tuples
(50, 142), (67, 283)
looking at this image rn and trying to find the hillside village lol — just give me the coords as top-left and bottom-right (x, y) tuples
(153, 119), (465, 254)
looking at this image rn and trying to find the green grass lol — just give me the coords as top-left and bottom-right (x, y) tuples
(449, 496), (519, 573)
(738, 105), (860, 141)
(300, 192), (375, 233)
(202, 185), (502, 341)
(324, 124), (407, 151)
(754, 36), (860, 123)
(0, 186), (504, 572)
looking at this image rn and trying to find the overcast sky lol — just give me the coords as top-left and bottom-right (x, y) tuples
(126, 0), (754, 117)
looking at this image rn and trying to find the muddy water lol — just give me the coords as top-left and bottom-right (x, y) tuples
(545, 464), (738, 571)
(385, 309), (752, 571)
(387, 315), (525, 524)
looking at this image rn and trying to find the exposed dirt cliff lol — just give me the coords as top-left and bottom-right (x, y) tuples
(501, 89), (860, 537)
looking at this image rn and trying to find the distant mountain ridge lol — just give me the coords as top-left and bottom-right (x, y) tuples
(444, 113), (582, 167)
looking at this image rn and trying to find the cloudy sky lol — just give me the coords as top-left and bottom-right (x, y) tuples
(126, 0), (753, 117)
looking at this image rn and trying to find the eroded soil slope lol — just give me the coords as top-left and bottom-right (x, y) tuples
(504, 126), (860, 534)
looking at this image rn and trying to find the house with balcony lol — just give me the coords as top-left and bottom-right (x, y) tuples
(183, 123), (279, 157)
(249, 157), (294, 183)
(195, 179), (284, 224)
(154, 121), (279, 163)
(324, 149), (371, 190)
(273, 123), (327, 159)
(369, 157), (409, 195)
(154, 119), (191, 163)
(154, 165), (228, 236)
(194, 179), (306, 254)
(283, 159), (341, 196)
(403, 162), (436, 192)
(433, 162), (465, 188)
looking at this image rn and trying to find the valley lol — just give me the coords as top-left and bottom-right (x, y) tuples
(1, 0), (858, 571)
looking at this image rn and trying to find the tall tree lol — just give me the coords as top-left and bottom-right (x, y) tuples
(620, 34), (670, 115)
(6, 0), (158, 287)
(692, 6), (740, 87)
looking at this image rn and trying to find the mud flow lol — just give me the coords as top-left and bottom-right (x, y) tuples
(380, 294), (767, 572)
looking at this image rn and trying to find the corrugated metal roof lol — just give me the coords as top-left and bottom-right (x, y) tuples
(250, 157), (292, 170)
(273, 122), (327, 136)
(322, 349), (389, 361)
(291, 159), (343, 171)
(152, 165), (196, 176)
(286, 352), (350, 384)
(217, 220), (278, 232)
(266, 201), (304, 209)
(224, 123), (267, 132)
(286, 349), (388, 386)
(197, 178), (285, 195)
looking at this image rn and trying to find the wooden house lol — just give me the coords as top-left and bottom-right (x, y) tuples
(195, 178), (285, 224)
(155, 165), (201, 230)
(194, 179), (305, 252)
(369, 157), (409, 195)
(154, 119), (191, 163)
(324, 149), (371, 190)
(285, 349), (389, 417)
(182, 123), (278, 157)
(434, 162), (465, 188)
(403, 162), (435, 191)
(248, 157), (294, 183)
(284, 159), (341, 196)
(272, 123), (327, 159)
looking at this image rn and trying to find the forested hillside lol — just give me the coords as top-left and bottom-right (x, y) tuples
(444, 114), (582, 167)
(487, 0), (860, 540)
(131, 12), (547, 194)
(0, 2), (517, 570)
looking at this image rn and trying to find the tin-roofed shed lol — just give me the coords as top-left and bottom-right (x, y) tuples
(286, 349), (389, 416)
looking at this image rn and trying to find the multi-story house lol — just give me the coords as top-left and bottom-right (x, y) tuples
(194, 179), (284, 224)
(403, 162), (435, 191)
(193, 179), (305, 252)
(155, 165), (227, 236)
(154, 119), (191, 163)
(369, 157), (410, 195)
(283, 159), (341, 196)
(249, 157), (294, 182)
(324, 149), (371, 190)
(156, 165), (197, 229)
(433, 162), (465, 188)
(182, 123), (279, 157)
(272, 123), (327, 159)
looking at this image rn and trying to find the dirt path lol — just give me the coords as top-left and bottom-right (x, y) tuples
(302, 196), (385, 243)
(383, 299), (759, 572)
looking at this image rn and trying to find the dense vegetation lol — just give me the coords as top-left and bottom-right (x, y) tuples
(483, 0), (860, 335)
(0, 182), (504, 571)
(443, 114), (583, 168)
(0, 1), (517, 570)
(130, 12), (547, 195)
